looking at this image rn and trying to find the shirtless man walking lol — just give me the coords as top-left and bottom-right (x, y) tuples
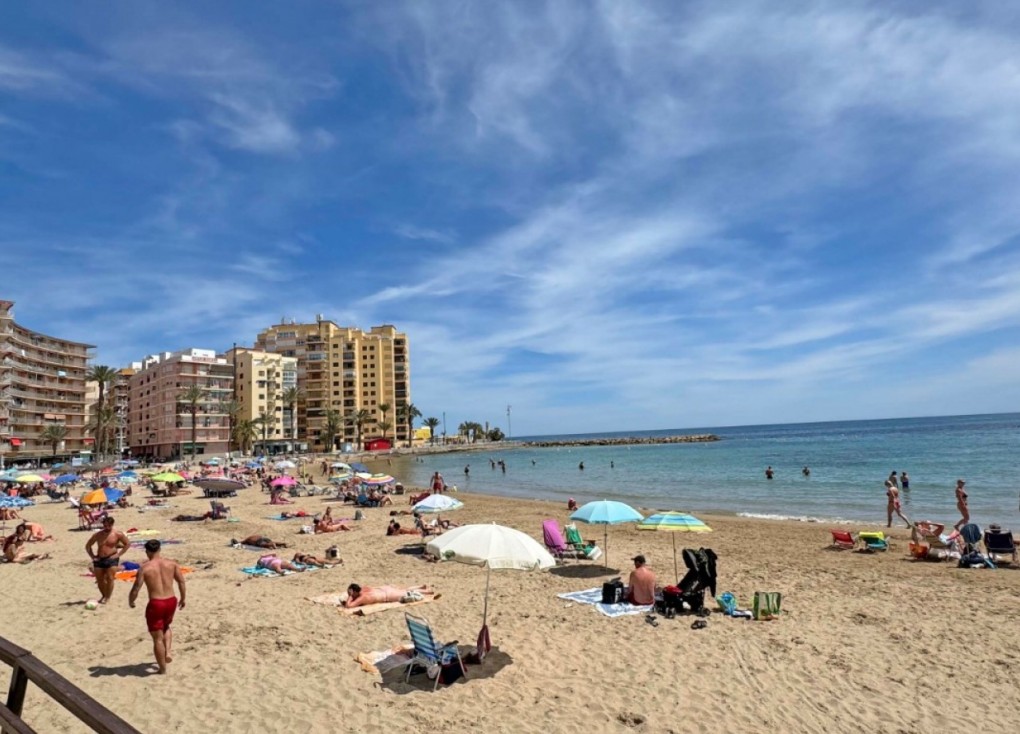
(129, 540), (187, 674)
(85, 516), (129, 604)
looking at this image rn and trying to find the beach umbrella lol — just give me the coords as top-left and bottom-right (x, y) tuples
(274, 460), (296, 470)
(328, 473), (353, 484)
(50, 463), (65, 469)
(350, 462), (370, 474)
(570, 500), (644, 568)
(413, 495), (464, 514)
(638, 512), (712, 579)
(101, 487), (125, 503)
(0, 495), (34, 509)
(82, 489), (108, 505)
(426, 523), (555, 660)
(14, 474), (46, 484)
(53, 474), (79, 485)
(194, 478), (246, 492)
(331, 462), (351, 470)
(361, 473), (395, 486)
(117, 471), (138, 480)
(270, 476), (296, 487)
(150, 472), (185, 483)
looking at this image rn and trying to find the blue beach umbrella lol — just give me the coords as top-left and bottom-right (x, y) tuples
(102, 487), (125, 503)
(117, 471), (138, 480)
(0, 495), (35, 509)
(350, 462), (370, 474)
(54, 474), (80, 485)
(638, 512), (712, 579)
(570, 500), (644, 568)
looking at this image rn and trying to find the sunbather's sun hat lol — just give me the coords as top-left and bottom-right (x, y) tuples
(989, 523), (1002, 533)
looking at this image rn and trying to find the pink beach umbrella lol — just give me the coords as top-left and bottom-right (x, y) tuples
(270, 476), (297, 487)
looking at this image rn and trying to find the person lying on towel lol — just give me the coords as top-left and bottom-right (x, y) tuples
(256, 554), (305, 575)
(387, 520), (421, 536)
(239, 535), (288, 549)
(344, 583), (434, 608)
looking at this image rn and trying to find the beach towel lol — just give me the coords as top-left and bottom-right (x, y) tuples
(125, 529), (160, 537)
(241, 562), (330, 577)
(112, 567), (194, 582)
(557, 588), (653, 618)
(354, 645), (415, 674)
(314, 592), (439, 616)
(267, 513), (311, 521)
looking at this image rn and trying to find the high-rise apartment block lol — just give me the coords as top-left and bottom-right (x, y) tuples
(126, 348), (233, 460)
(223, 348), (298, 453)
(255, 317), (410, 451)
(0, 300), (95, 463)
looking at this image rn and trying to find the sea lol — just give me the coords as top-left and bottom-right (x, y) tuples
(382, 413), (1020, 527)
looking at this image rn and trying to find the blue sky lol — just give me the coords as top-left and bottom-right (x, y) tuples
(2, 1), (1020, 436)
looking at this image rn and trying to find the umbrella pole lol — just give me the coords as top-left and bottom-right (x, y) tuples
(672, 533), (678, 581)
(482, 564), (491, 628)
(604, 526), (609, 568)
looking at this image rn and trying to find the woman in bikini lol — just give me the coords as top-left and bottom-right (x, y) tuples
(954, 479), (970, 531)
(256, 554), (304, 575)
(292, 552), (338, 568)
(344, 583), (434, 608)
(885, 480), (910, 528)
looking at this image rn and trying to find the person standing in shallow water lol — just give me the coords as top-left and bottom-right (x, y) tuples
(900, 471), (910, 490)
(765, 466), (774, 480)
(579, 462), (584, 471)
(885, 480), (910, 528)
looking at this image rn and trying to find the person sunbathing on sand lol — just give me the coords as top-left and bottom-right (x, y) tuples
(387, 520), (421, 536)
(0, 508), (21, 521)
(292, 552), (339, 568)
(256, 554), (304, 575)
(315, 518), (352, 533)
(238, 535), (288, 549)
(344, 583), (434, 608)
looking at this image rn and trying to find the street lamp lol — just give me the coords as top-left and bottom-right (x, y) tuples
(507, 404), (512, 439)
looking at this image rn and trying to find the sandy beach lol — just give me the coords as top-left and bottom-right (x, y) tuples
(2, 472), (1019, 733)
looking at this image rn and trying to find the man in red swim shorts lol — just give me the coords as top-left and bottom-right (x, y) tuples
(129, 539), (187, 674)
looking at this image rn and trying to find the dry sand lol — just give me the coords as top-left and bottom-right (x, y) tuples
(2, 474), (1019, 733)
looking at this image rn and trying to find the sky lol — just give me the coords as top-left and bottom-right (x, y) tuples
(2, 1), (1020, 437)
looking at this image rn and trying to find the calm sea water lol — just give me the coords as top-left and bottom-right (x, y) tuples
(380, 413), (1020, 527)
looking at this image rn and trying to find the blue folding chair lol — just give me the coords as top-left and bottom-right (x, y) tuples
(403, 612), (466, 690)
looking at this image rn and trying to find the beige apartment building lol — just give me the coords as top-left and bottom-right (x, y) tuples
(126, 348), (233, 460)
(223, 348), (298, 454)
(255, 317), (410, 451)
(0, 300), (95, 464)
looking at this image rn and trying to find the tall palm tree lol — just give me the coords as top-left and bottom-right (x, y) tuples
(40, 423), (68, 457)
(349, 409), (372, 451)
(87, 365), (117, 458)
(377, 403), (391, 439)
(377, 421), (392, 442)
(87, 405), (118, 458)
(397, 403), (422, 448)
(423, 416), (441, 445)
(322, 409), (343, 453)
(219, 399), (242, 456)
(281, 386), (302, 443)
(232, 418), (260, 455)
(178, 385), (207, 461)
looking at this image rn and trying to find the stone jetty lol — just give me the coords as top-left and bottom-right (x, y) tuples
(523, 434), (719, 448)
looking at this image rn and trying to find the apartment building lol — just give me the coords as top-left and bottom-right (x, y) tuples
(0, 300), (94, 463)
(255, 317), (410, 451)
(223, 348), (299, 454)
(126, 348), (233, 460)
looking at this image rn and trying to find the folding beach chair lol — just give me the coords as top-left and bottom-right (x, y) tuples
(984, 528), (1019, 566)
(564, 523), (603, 560)
(829, 530), (856, 550)
(403, 612), (466, 691)
(542, 520), (589, 563)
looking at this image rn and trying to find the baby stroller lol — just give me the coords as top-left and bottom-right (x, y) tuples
(658, 548), (718, 616)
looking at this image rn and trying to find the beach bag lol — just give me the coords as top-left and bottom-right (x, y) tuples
(753, 591), (782, 620)
(660, 586), (684, 612)
(601, 578), (624, 604)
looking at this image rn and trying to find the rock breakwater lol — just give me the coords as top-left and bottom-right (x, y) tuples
(523, 434), (719, 448)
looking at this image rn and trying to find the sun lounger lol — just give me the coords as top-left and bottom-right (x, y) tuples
(858, 531), (888, 552)
(543, 519), (599, 562)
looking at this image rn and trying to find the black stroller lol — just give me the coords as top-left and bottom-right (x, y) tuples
(657, 548), (718, 616)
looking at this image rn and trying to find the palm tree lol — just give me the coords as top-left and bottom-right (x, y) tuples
(219, 399), (242, 456)
(322, 409), (344, 452)
(281, 386), (302, 443)
(397, 402), (421, 448)
(87, 404), (118, 458)
(87, 365), (117, 458)
(377, 403), (391, 439)
(178, 385), (207, 461)
(232, 418), (260, 455)
(423, 417), (441, 445)
(349, 409), (372, 451)
(39, 423), (68, 457)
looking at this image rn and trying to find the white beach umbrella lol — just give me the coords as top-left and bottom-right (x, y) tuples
(413, 494), (465, 514)
(426, 523), (555, 659)
(274, 460), (297, 470)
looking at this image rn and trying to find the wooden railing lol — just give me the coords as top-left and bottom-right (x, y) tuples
(0, 637), (141, 734)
